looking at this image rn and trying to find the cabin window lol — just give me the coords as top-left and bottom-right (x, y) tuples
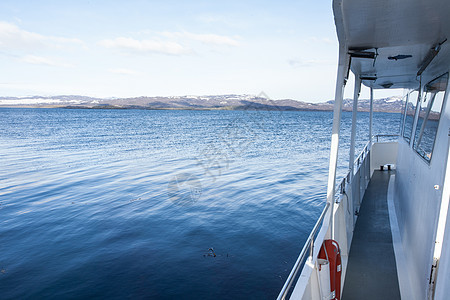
(402, 90), (419, 143)
(413, 73), (448, 162)
(399, 93), (409, 136)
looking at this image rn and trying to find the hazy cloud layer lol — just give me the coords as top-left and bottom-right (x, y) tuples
(161, 31), (240, 46)
(288, 58), (333, 68)
(108, 68), (140, 75)
(20, 55), (73, 68)
(98, 37), (189, 55)
(99, 30), (239, 56)
(305, 36), (334, 44)
(0, 21), (83, 50)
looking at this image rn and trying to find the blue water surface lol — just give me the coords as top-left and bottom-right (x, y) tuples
(0, 108), (400, 299)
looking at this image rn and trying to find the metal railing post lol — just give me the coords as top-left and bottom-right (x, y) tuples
(349, 76), (361, 178)
(276, 203), (330, 300)
(326, 46), (350, 241)
(369, 87), (374, 145)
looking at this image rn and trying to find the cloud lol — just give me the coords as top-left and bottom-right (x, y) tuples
(305, 37), (334, 44)
(98, 37), (189, 55)
(288, 58), (333, 68)
(0, 21), (84, 50)
(108, 68), (139, 75)
(20, 55), (73, 67)
(98, 31), (238, 56)
(162, 31), (240, 46)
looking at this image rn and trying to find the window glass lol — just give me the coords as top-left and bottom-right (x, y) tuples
(413, 73), (448, 162)
(399, 93), (409, 135)
(403, 90), (419, 143)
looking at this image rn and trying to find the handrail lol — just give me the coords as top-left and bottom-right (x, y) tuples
(276, 201), (331, 300)
(337, 141), (371, 203)
(336, 172), (350, 204)
(374, 134), (399, 142)
(278, 135), (398, 299)
(354, 141), (371, 168)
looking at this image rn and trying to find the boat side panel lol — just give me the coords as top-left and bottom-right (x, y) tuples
(434, 167), (450, 299)
(433, 100), (450, 300)
(370, 142), (398, 172)
(394, 82), (449, 298)
(434, 199), (450, 300)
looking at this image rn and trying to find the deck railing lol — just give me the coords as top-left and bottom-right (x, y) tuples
(276, 202), (330, 300)
(336, 140), (371, 201)
(375, 134), (399, 142)
(277, 135), (398, 300)
(353, 140), (371, 206)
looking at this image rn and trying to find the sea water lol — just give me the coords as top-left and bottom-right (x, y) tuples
(0, 108), (400, 299)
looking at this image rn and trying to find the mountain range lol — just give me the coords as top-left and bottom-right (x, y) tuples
(0, 94), (404, 113)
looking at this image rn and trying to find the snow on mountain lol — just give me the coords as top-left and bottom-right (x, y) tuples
(0, 94), (404, 112)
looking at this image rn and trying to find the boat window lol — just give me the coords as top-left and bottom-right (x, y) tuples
(413, 73), (448, 162)
(399, 93), (409, 135)
(402, 90), (419, 143)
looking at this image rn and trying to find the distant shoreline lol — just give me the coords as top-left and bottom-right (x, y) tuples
(0, 105), (402, 114)
(0, 94), (404, 113)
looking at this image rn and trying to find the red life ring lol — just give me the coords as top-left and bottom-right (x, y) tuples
(318, 239), (342, 300)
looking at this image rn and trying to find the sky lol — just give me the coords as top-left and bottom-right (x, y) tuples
(0, 0), (403, 102)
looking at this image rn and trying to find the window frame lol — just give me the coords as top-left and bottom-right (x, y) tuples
(412, 72), (449, 163)
(399, 93), (409, 136)
(402, 89), (420, 144)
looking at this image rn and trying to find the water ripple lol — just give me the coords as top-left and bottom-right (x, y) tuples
(0, 108), (401, 299)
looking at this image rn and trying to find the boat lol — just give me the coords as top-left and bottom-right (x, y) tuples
(277, 0), (450, 299)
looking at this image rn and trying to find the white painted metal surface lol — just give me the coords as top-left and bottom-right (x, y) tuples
(349, 77), (361, 176)
(434, 135), (450, 300)
(394, 85), (449, 299)
(370, 142), (398, 172)
(326, 45), (349, 241)
(387, 175), (417, 300)
(335, 0), (450, 297)
(279, 0), (450, 299)
(334, 0), (450, 90)
(369, 88), (373, 145)
(430, 136), (450, 299)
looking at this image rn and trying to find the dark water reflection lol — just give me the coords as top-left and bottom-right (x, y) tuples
(0, 108), (400, 299)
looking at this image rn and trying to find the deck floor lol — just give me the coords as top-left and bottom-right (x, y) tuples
(342, 170), (401, 300)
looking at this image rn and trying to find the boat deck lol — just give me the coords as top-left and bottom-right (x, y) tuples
(342, 170), (401, 299)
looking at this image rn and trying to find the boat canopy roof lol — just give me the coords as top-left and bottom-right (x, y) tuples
(333, 0), (450, 89)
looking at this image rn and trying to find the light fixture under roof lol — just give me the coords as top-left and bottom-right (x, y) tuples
(348, 49), (376, 59)
(381, 83), (393, 88)
(360, 75), (377, 81)
(417, 39), (447, 76)
(388, 55), (412, 61)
